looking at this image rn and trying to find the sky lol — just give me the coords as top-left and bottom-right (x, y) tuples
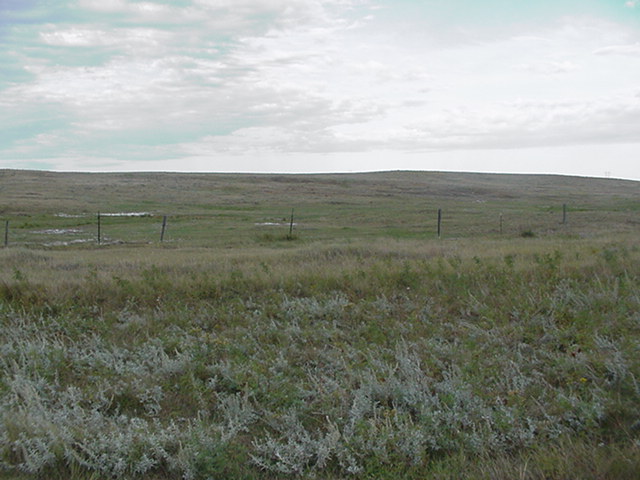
(1, 0), (640, 179)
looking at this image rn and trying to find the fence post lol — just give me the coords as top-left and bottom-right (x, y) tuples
(97, 213), (101, 245)
(437, 208), (442, 238)
(562, 203), (567, 225)
(288, 208), (294, 239)
(4, 220), (8, 248)
(160, 215), (167, 243)
(499, 213), (503, 235)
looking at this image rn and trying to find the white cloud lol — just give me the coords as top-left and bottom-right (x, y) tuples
(40, 28), (110, 47)
(77, 0), (176, 17)
(172, 89), (640, 160)
(75, 0), (367, 31)
(77, 0), (129, 13)
(2, 1), (640, 179)
(9, 9), (640, 160)
(39, 26), (172, 49)
(593, 43), (640, 56)
(516, 60), (577, 75)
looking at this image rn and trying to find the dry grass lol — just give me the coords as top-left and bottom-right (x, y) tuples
(0, 170), (639, 479)
(1, 170), (638, 248)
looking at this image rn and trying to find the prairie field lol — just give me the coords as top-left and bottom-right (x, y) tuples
(0, 169), (639, 479)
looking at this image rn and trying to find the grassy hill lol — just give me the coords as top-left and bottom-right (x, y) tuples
(0, 170), (639, 479)
(2, 169), (638, 212)
(1, 169), (638, 248)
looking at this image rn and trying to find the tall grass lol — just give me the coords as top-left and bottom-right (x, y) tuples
(1, 237), (639, 479)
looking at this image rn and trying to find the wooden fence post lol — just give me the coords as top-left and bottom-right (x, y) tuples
(562, 203), (567, 225)
(160, 215), (168, 242)
(437, 208), (442, 238)
(4, 220), (8, 248)
(288, 208), (294, 239)
(97, 213), (101, 245)
(499, 213), (503, 235)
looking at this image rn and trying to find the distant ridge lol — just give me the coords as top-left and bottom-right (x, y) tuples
(1, 169), (638, 216)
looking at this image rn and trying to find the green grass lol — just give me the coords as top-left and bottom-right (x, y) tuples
(0, 170), (639, 479)
(1, 169), (639, 248)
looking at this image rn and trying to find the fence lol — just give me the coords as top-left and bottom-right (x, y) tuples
(2, 202), (631, 250)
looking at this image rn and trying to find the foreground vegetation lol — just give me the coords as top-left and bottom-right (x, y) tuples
(1, 237), (639, 479)
(0, 170), (639, 479)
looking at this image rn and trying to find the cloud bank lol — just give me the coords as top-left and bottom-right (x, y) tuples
(1, 0), (640, 178)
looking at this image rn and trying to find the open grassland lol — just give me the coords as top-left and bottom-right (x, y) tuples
(0, 170), (639, 479)
(2, 169), (640, 247)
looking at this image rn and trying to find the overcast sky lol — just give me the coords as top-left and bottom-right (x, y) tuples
(1, 0), (640, 179)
